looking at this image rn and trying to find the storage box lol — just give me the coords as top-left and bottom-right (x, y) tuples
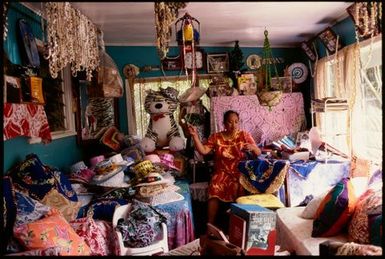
(229, 203), (277, 255)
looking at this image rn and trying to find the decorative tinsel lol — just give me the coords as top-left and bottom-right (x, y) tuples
(154, 2), (187, 60)
(3, 2), (9, 40)
(261, 30), (281, 91)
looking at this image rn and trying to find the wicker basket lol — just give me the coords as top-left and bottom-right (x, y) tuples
(257, 90), (283, 107)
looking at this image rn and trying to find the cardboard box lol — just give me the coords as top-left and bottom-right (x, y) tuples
(229, 203), (277, 255)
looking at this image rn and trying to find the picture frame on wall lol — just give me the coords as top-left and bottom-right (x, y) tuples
(271, 76), (292, 93)
(4, 75), (22, 103)
(317, 27), (341, 53)
(300, 41), (317, 62)
(207, 53), (229, 73)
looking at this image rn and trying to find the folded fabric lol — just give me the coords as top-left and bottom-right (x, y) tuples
(289, 160), (318, 178)
(238, 158), (289, 194)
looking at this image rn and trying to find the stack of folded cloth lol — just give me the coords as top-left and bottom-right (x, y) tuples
(130, 160), (184, 206)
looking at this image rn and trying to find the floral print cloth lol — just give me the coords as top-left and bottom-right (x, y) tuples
(205, 130), (256, 202)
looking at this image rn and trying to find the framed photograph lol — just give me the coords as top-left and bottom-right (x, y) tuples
(4, 75), (22, 103)
(161, 55), (182, 71)
(207, 53), (229, 73)
(237, 73), (257, 95)
(317, 27), (341, 53)
(271, 76), (292, 93)
(300, 41), (317, 62)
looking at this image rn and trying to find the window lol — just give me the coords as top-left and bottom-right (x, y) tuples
(320, 36), (382, 164)
(28, 40), (76, 143)
(130, 77), (212, 138)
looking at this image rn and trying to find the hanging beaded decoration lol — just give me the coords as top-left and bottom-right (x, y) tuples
(44, 2), (99, 81)
(154, 2), (187, 60)
(3, 2), (9, 40)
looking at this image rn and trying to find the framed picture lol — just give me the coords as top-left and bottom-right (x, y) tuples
(4, 75), (22, 103)
(271, 76), (292, 93)
(317, 27), (341, 53)
(300, 41), (317, 62)
(161, 55), (182, 71)
(237, 73), (257, 95)
(207, 53), (229, 73)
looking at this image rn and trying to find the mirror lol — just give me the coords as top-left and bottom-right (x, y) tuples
(72, 72), (119, 145)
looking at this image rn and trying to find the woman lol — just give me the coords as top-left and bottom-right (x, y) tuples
(187, 110), (261, 226)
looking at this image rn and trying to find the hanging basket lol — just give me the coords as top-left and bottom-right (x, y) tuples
(257, 90), (283, 108)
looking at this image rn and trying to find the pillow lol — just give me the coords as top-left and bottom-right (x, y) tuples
(14, 189), (51, 227)
(80, 198), (128, 221)
(348, 188), (382, 245)
(312, 178), (357, 237)
(70, 217), (113, 255)
(14, 209), (91, 255)
(3, 176), (17, 252)
(238, 159), (289, 194)
(100, 126), (122, 151)
(301, 189), (330, 219)
(367, 169), (382, 191)
(236, 193), (285, 209)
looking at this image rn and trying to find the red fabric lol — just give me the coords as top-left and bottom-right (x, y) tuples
(206, 130), (255, 202)
(3, 103), (52, 143)
(70, 217), (114, 256)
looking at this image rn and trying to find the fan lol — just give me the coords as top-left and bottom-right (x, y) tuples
(309, 127), (349, 159)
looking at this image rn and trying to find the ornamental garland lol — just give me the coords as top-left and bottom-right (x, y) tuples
(44, 2), (99, 81)
(154, 2), (187, 60)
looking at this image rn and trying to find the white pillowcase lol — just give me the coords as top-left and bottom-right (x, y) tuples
(300, 189), (331, 219)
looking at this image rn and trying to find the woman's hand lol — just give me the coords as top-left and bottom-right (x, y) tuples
(242, 143), (261, 156)
(187, 124), (199, 138)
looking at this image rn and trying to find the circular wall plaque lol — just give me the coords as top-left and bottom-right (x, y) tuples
(288, 63), (308, 84)
(246, 54), (262, 70)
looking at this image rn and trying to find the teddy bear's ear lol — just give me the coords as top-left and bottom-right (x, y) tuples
(161, 87), (179, 101)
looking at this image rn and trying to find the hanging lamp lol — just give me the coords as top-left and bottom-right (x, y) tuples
(257, 29), (283, 109)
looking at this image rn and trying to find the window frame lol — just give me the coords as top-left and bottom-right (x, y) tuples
(28, 40), (77, 144)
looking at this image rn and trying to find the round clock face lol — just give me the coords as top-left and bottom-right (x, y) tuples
(185, 51), (203, 69)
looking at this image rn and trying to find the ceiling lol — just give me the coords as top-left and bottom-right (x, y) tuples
(23, 2), (353, 48)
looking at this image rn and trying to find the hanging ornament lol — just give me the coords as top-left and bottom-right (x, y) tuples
(257, 29), (283, 110)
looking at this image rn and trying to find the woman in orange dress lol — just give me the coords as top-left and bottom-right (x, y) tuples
(188, 110), (261, 226)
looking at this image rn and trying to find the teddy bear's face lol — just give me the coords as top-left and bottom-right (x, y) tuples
(144, 90), (178, 114)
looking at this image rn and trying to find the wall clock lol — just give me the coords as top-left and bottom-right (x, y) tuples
(184, 50), (204, 70)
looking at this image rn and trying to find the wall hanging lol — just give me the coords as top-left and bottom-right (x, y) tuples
(257, 29), (283, 109)
(154, 2), (187, 60)
(347, 2), (382, 40)
(44, 2), (99, 81)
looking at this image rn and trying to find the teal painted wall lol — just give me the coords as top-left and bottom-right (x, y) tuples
(3, 3), (357, 174)
(3, 3), (84, 174)
(106, 45), (308, 134)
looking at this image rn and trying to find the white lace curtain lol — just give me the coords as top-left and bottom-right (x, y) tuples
(128, 78), (211, 138)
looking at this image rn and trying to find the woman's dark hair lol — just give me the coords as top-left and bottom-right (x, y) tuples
(223, 110), (239, 123)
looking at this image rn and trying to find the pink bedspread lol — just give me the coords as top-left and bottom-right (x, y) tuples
(210, 93), (305, 145)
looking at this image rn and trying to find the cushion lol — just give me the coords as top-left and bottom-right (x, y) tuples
(2, 176), (17, 252)
(14, 209), (91, 255)
(301, 189), (330, 219)
(100, 126), (122, 151)
(236, 193), (285, 209)
(348, 188), (382, 245)
(349, 156), (370, 178)
(367, 169), (382, 190)
(14, 189), (51, 227)
(70, 217), (113, 255)
(80, 198), (128, 221)
(312, 178), (357, 237)
(238, 159), (289, 194)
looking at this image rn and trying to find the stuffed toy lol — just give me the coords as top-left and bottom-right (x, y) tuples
(140, 87), (185, 153)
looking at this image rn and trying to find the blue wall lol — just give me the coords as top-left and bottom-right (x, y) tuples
(3, 3), (84, 174)
(3, 2), (357, 174)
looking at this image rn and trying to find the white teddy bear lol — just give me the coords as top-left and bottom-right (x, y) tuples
(140, 87), (185, 153)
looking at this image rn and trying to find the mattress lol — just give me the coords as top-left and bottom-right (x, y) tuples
(276, 207), (348, 255)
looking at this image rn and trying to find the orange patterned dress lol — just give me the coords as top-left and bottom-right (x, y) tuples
(205, 130), (256, 202)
